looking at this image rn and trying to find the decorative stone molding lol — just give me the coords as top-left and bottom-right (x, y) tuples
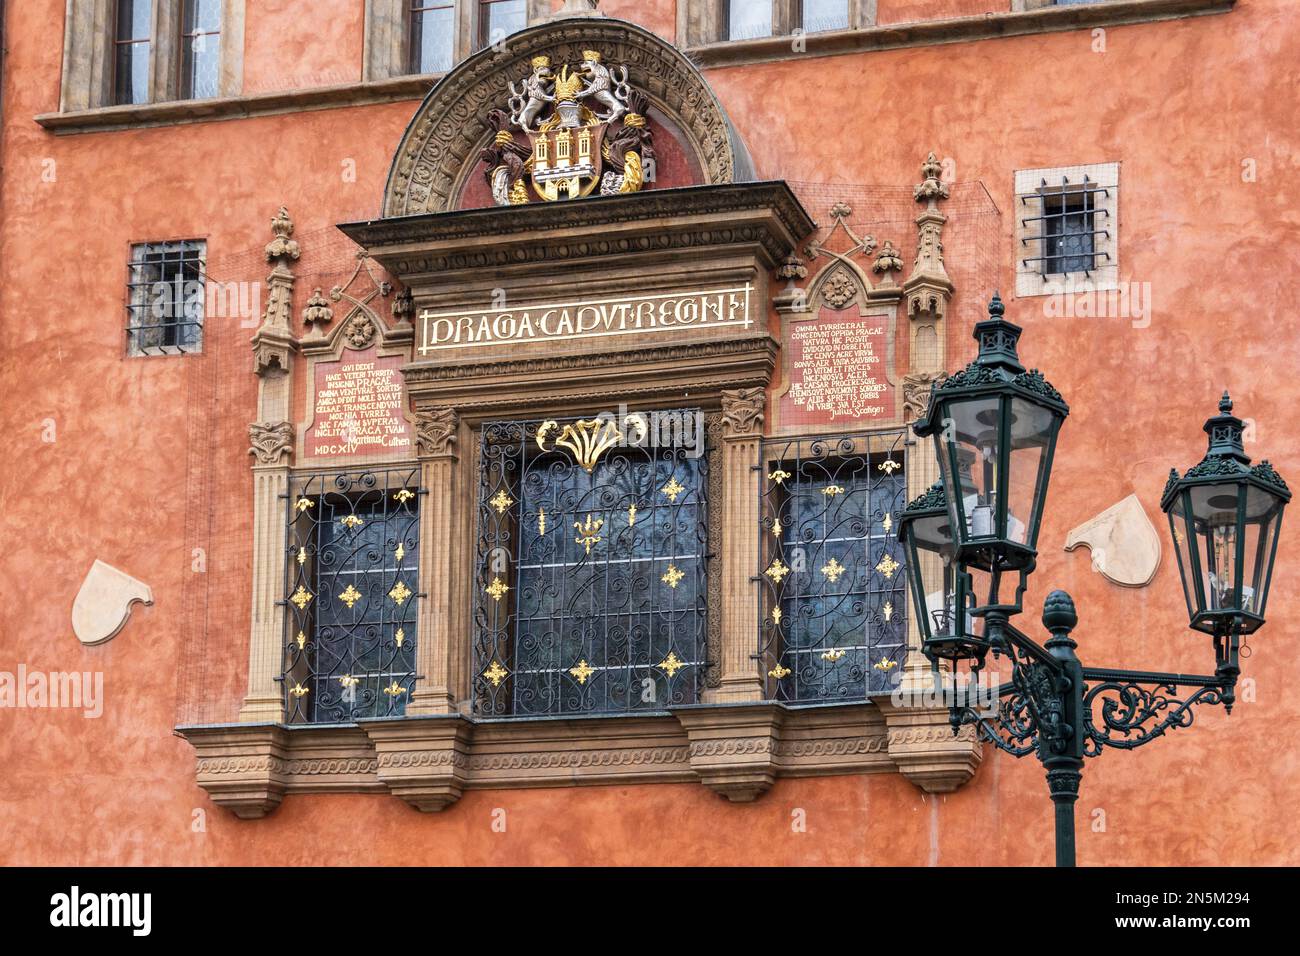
(675, 704), (783, 802)
(180, 699), (966, 817)
(248, 421), (295, 465)
(720, 387), (765, 438)
(363, 716), (473, 812)
(904, 152), (954, 320)
(302, 287), (333, 336)
(380, 18), (755, 215)
(414, 407), (459, 457)
(902, 371), (943, 423)
(188, 725), (290, 819)
(876, 697), (982, 794)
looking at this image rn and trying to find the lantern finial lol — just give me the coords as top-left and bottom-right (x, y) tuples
(1219, 390), (1233, 414)
(1203, 391), (1249, 464)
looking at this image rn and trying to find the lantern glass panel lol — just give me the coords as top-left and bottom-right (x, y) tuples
(1189, 484), (1244, 613)
(935, 395), (1001, 542)
(907, 511), (958, 636)
(1167, 495), (1200, 620)
(1005, 398), (1059, 547)
(1239, 484), (1284, 617)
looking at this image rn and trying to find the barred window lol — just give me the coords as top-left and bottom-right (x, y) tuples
(759, 431), (909, 703)
(409, 1), (455, 74)
(126, 240), (205, 356)
(114, 0), (154, 105)
(474, 412), (709, 717)
(179, 0), (222, 99)
(283, 469), (422, 724)
(1015, 163), (1119, 295)
(478, 0), (527, 50)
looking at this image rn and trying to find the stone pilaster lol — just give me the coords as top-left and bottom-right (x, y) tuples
(409, 407), (462, 715)
(239, 207), (301, 723)
(903, 152), (954, 321)
(710, 387), (766, 703)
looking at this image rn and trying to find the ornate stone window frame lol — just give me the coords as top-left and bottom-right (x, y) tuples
(58, 0), (245, 112)
(1014, 162), (1120, 298)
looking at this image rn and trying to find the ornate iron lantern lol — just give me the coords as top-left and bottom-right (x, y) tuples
(1161, 392), (1290, 636)
(914, 294), (1069, 575)
(896, 480), (985, 663)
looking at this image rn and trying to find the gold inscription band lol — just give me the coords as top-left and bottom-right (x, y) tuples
(417, 285), (753, 354)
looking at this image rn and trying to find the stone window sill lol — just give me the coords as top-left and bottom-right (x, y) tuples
(178, 699), (981, 818)
(35, 75), (438, 136)
(685, 0), (1234, 69)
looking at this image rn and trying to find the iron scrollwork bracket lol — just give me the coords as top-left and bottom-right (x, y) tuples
(1077, 667), (1231, 757)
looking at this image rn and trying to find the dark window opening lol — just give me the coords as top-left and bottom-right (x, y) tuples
(283, 469), (422, 724)
(759, 431), (909, 703)
(114, 0), (153, 105)
(126, 240), (205, 355)
(1021, 175), (1111, 278)
(474, 412), (710, 717)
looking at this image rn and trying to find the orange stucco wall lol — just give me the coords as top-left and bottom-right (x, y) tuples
(2, 0), (1298, 866)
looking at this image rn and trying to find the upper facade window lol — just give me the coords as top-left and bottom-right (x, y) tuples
(477, 0), (527, 50)
(409, 1), (455, 74)
(179, 0), (223, 99)
(1015, 162), (1119, 296)
(473, 413), (710, 718)
(699, 0), (861, 45)
(125, 239), (205, 355)
(60, 0), (242, 112)
(114, 0), (154, 105)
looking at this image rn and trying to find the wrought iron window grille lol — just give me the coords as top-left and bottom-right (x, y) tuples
(473, 411), (710, 717)
(758, 429), (909, 703)
(125, 240), (206, 356)
(1019, 175), (1111, 278)
(281, 467), (423, 724)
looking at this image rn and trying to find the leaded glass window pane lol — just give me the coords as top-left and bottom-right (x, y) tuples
(410, 1), (455, 73)
(114, 0), (153, 105)
(478, 0), (527, 50)
(760, 431), (909, 702)
(801, 0), (849, 33)
(180, 0), (222, 99)
(475, 412), (709, 716)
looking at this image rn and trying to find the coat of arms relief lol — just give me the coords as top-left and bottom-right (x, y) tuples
(479, 51), (655, 204)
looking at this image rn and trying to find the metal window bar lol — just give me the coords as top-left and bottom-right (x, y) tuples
(281, 467), (423, 724)
(1019, 176), (1112, 277)
(126, 240), (206, 355)
(758, 430), (909, 703)
(473, 410), (710, 717)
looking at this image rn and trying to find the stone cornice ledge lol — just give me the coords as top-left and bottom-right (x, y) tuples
(34, 75), (437, 135)
(178, 700), (982, 818)
(686, 0), (1235, 69)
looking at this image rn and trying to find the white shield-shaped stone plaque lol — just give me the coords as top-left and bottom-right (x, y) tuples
(71, 560), (154, 646)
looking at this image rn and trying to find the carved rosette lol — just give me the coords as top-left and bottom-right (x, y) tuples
(414, 407), (458, 457)
(720, 387), (765, 439)
(248, 421), (295, 466)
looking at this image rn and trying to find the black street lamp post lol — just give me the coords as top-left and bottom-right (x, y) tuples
(898, 294), (1291, 867)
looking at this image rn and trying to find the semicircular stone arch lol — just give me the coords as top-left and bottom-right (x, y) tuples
(382, 16), (756, 217)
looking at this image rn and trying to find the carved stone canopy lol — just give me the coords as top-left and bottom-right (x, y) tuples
(382, 16), (756, 216)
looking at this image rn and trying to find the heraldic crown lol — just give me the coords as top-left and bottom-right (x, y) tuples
(478, 46), (655, 204)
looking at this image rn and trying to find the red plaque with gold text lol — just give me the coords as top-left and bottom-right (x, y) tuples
(303, 348), (413, 461)
(776, 307), (897, 429)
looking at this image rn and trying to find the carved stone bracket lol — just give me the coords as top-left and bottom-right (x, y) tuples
(902, 371), (943, 424)
(188, 724), (289, 820)
(414, 406), (458, 457)
(720, 387), (765, 438)
(876, 697), (983, 794)
(362, 716), (472, 813)
(673, 704), (784, 802)
(248, 420), (294, 465)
